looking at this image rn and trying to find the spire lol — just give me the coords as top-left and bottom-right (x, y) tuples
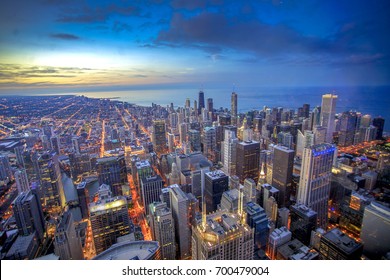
(258, 163), (266, 186)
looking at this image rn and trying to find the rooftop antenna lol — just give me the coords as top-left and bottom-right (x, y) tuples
(232, 83), (236, 93)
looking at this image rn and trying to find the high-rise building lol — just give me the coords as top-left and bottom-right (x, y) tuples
(360, 202), (390, 259)
(198, 90), (205, 115)
(319, 228), (363, 260)
(202, 127), (216, 162)
(179, 123), (188, 144)
(302, 104), (310, 119)
(297, 144), (336, 229)
(277, 132), (294, 149)
(231, 92), (238, 125)
(204, 170), (229, 213)
(272, 145), (294, 207)
(188, 129), (201, 152)
(338, 111), (358, 147)
(169, 186), (192, 259)
(89, 184), (132, 255)
(290, 204), (317, 246)
(243, 178), (257, 204)
(149, 202), (176, 260)
(320, 93), (337, 143)
(54, 211), (83, 260)
(221, 128), (238, 176)
(12, 190), (45, 242)
(296, 130), (315, 158)
(97, 155), (127, 197)
(236, 140), (260, 184)
(207, 98), (213, 114)
(34, 152), (63, 210)
(246, 202), (269, 250)
(167, 132), (175, 153)
(192, 209), (254, 260)
(0, 155), (12, 182)
(141, 175), (163, 216)
(15, 169), (29, 194)
(69, 152), (92, 180)
(152, 120), (167, 153)
(72, 137), (80, 154)
(50, 135), (61, 155)
(372, 117), (385, 139)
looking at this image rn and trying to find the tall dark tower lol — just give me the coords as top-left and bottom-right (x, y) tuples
(207, 98), (213, 113)
(198, 90), (205, 115)
(231, 92), (238, 125)
(372, 117), (385, 139)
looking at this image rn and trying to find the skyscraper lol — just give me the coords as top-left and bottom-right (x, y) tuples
(246, 202), (269, 250)
(372, 117), (385, 139)
(221, 127), (238, 176)
(89, 184), (132, 255)
(50, 135), (61, 155)
(97, 155), (127, 197)
(152, 120), (167, 154)
(12, 190), (45, 242)
(198, 90), (205, 115)
(236, 140), (260, 184)
(231, 92), (238, 125)
(169, 185), (192, 259)
(149, 202), (176, 260)
(192, 209), (254, 260)
(202, 126), (216, 162)
(297, 143), (336, 229)
(204, 170), (229, 213)
(188, 129), (201, 152)
(14, 169), (29, 194)
(320, 93), (337, 143)
(243, 178), (257, 204)
(338, 111), (358, 147)
(34, 152), (63, 210)
(360, 202), (390, 259)
(272, 145), (294, 207)
(140, 175), (163, 216)
(54, 211), (84, 260)
(207, 98), (213, 114)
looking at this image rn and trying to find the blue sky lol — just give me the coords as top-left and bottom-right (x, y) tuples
(0, 0), (389, 94)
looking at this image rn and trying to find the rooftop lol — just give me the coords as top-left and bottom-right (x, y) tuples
(93, 241), (159, 260)
(322, 228), (363, 253)
(291, 204), (317, 218)
(205, 170), (227, 180)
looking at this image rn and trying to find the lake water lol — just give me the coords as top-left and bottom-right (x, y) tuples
(78, 85), (390, 131)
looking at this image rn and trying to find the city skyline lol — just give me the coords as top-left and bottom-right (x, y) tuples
(1, 0), (390, 95)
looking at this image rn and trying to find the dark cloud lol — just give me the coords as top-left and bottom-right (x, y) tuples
(57, 4), (140, 23)
(50, 33), (80, 40)
(156, 12), (328, 55)
(112, 21), (132, 33)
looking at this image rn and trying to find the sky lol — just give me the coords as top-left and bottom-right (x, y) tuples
(0, 0), (389, 94)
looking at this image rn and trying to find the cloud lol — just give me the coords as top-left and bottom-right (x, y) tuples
(50, 33), (80, 40)
(156, 12), (329, 56)
(57, 4), (140, 23)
